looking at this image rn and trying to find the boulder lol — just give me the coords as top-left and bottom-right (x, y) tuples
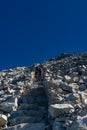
(0, 102), (17, 113)
(48, 104), (74, 118)
(73, 76), (79, 82)
(6, 97), (18, 107)
(59, 82), (79, 93)
(64, 75), (73, 83)
(67, 93), (80, 104)
(79, 84), (86, 91)
(68, 83), (79, 92)
(79, 92), (87, 104)
(60, 83), (73, 93)
(0, 114), (7, 126)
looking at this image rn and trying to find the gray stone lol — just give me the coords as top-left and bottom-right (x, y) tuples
(60, 83), (73, 93)
(68, 83), (79, 92)
(0, 114), (7, 127)
(0, 102), (17, 113)
(48, 104), (74, 118)
(6, 97), (18, 105)
(79, 84), (86, 91)
(73, 76), (79, 82)
(79, 92), (87, 104)
(64, 75), (73, 83)
(67, 93), (80, 104)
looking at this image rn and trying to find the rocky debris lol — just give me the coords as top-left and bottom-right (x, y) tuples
(68, 115), (87, 130)
(0, 53), (87, 129)
(43, 53), (87, 129)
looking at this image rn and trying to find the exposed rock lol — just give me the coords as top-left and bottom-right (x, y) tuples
(60, 83), (74, 93)
(0, 53), (87, 129)
(0, 114), (7, 127)
(78, 92), (87, 104)
(0, 102), (17, 113)
(48, 104), (74, 118)
(64, 75), (73, 83)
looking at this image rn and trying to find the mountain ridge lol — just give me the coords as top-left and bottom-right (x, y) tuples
(0, 52), (87, 130)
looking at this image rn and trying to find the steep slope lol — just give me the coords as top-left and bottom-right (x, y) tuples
(0, 53), (87, 130)
(43, 53), (87, 130)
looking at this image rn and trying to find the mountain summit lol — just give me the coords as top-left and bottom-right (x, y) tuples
(0, 53), (87, 130)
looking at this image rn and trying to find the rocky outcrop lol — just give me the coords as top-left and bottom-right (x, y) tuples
(43, 53), (87, 130)
(0, 53), (87, 130)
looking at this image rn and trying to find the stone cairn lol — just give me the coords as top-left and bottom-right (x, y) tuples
(0, 53), (87, 130)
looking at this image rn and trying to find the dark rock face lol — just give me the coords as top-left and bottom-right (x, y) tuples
(0, 53), (87, 130)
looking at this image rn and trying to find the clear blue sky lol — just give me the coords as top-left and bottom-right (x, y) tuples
(0, 0), (87, 70)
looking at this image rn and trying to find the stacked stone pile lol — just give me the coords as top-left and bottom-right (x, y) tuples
(0, 53), (87, 130)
